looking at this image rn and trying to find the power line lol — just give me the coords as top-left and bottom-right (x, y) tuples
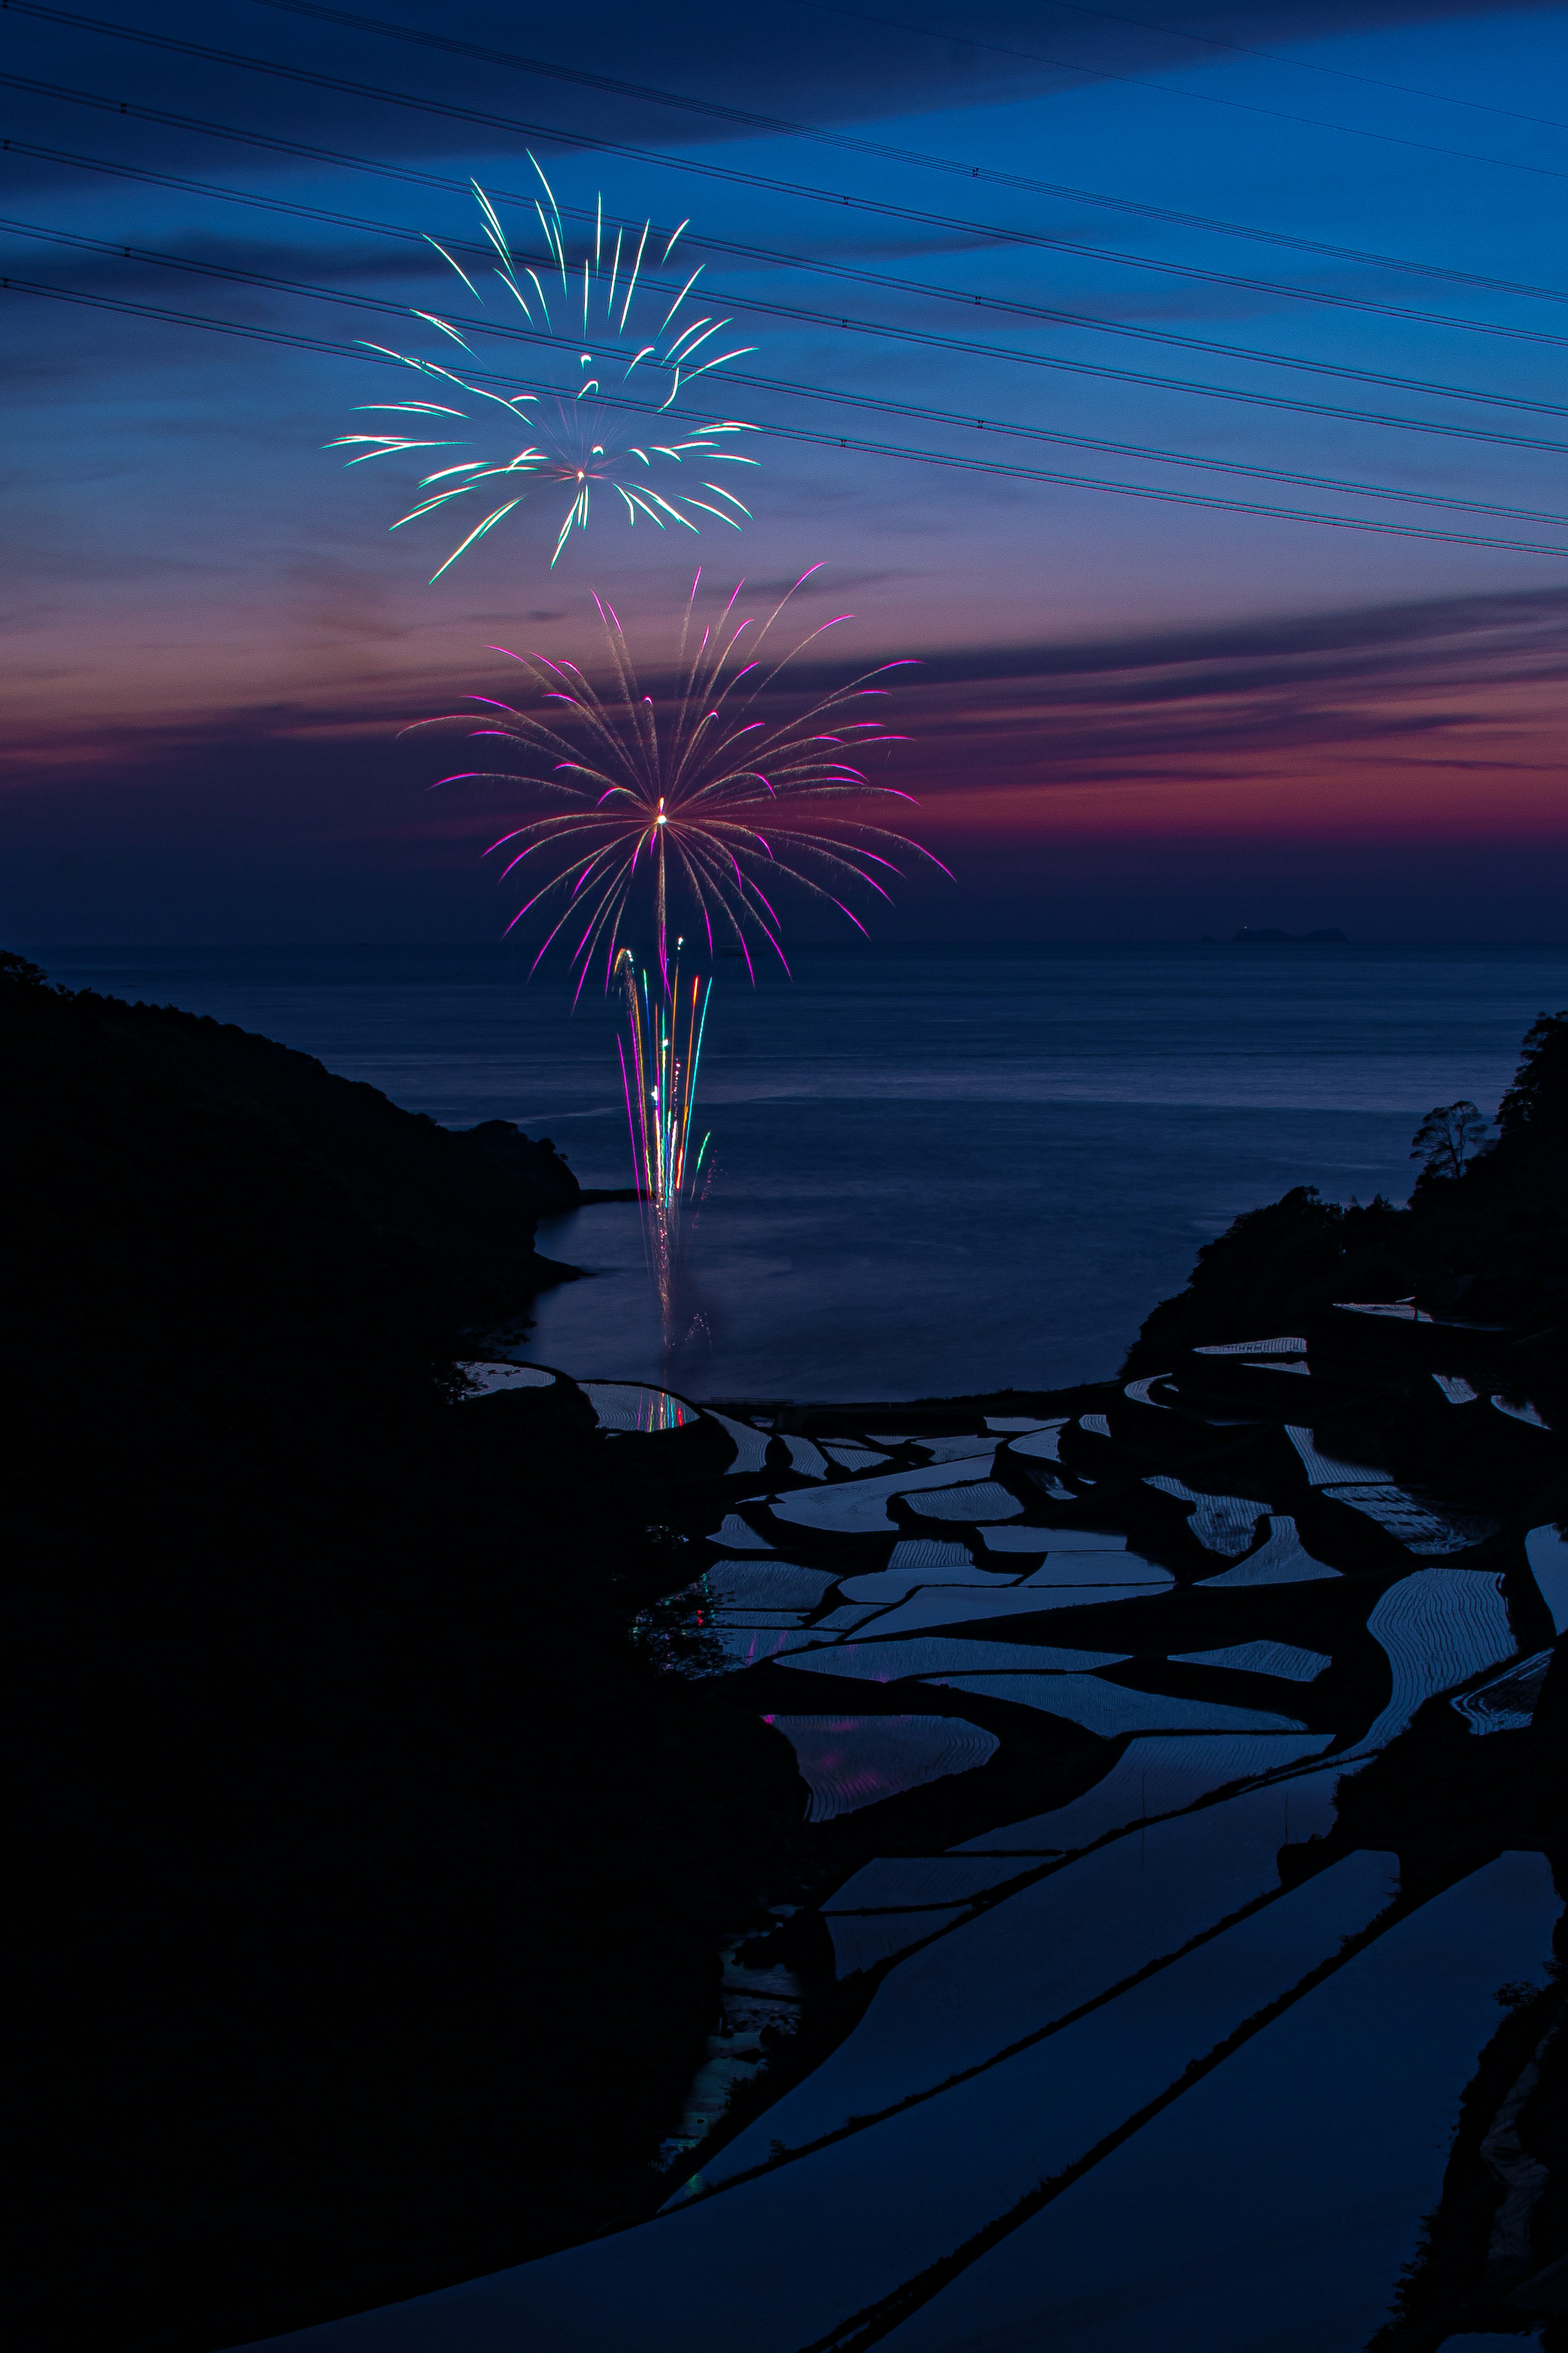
(11, 128), (1568, 360)
(241, 0), (1568, 188)
(792, 0), (1568, 136)
(8, 150), (1567, 459)
(5, 271), (1567, 562)
(12, 131), (1568, 393)
(8, 210), (1567, 528)
(11, 61), (1568, 314)
(6, 76), (1567, 419)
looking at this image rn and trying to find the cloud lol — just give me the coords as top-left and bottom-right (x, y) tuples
(9, 0), (1542, 185)
(8, 573), (1565, 796)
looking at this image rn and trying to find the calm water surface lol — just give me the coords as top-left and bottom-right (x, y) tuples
(36, 943), (1568, 1400)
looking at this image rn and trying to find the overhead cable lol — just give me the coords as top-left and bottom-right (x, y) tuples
(240, 0), (1568, 188)
(5, 272), (1567, 563)
(5, 180), (1566, 430)
(6, 186), (1565, 459)
(8, 210), (1568, 526)
(9, 64), (1568, 312)
(11, 130), (1568, 358)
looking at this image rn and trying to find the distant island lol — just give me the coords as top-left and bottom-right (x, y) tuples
(1201, 926), (1350, 945)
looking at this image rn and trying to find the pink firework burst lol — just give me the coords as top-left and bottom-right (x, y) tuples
(414, 567), (949, 988)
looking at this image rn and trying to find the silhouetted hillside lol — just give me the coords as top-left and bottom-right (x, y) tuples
(1125, 1010), (1568, 1427)
(6, 950), (801, 2353)
(9, 953), (583, 1320)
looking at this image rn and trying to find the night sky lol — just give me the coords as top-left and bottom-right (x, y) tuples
(6, 0), (1567, 945)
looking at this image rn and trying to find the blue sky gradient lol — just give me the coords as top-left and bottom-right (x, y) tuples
(5, 0), (1566, 941)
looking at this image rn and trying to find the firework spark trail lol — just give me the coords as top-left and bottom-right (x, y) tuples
(327, 162), (758, 573)
(413, 568), (950, 989)
(617, 949), (711, 1355)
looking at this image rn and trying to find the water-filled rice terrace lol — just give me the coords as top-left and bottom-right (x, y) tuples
(328, 1320), (1564, 2352)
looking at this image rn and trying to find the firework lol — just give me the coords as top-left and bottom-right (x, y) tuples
(617, 949), (710, 1352)
(414, 568), (949, 988)
(328, 166), (758, 574)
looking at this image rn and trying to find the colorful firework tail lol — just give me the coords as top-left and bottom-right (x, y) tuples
(616, 948), (711, 1354)
(414, 567), (951, 990)
(328, 163), (758, 574)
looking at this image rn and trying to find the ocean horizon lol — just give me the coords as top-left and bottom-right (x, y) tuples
(31, 939), (1568, 1401)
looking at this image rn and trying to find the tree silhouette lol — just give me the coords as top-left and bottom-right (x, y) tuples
(1410, 1100), (1491, 1182)
(1496, 1009), (1568, 1142)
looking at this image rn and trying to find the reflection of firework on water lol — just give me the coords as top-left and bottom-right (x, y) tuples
(328, 165), (758, 573)
(617, 949), (710, 1355)
(418, 568), (948, 988)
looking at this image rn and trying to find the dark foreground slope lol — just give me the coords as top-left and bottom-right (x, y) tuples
(9, 953), (584, 1318)
(6, 955), (802, 2353)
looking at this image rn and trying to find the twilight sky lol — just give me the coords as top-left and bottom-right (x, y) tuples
(5, 0), (1567, 944)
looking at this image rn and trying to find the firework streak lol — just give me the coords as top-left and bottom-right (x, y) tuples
(617, 951), (711, 1351)
(328, 163), (757, 573)
(416, 569), (949, 988)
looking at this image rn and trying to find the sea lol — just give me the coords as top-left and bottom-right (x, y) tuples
(34, 942), (1568, 1403)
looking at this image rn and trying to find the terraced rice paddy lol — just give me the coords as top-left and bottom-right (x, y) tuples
(917, 1432), (1034, 1461)
(1196, 1513), (1340, 1587)
(929, 1673), (1307, 1735)
(1194, 1336), (1307, 1355)
(276, 1336), (1564, 2353)
(705, 1411), (773, 1474)
(954, 1733), (1332, 1853)
(703, 1561), (837, 1611)
(1005, 1426), (1066, 1461)
(905, 1481), (1024, 1522)
(579, 1381), (695, 1432)
(822, 1856), (1031, 1976)
(981, 1526), (1129, 1553)
(1357, 1568), (1519, 1750)
(712, 1513), (771, 1550)
(842, 1572), (1011, 1609)
(1014, 1555), (1169, 1588)
(1450, 1650), (1552, 1735)
(880, 1855), (1559, 2353)
(1286, 1424), (1387, 1484)
(846, 1587), (1125, 1637)
(1172, 1639), (1331, 1682)
(1526, 1524), (1568, 1631)
(781, 1635), (1127, 1682)
(1327, 1480), (1499, 1554)
(776, 1434), (829, 1477)
(886, 1537), (974, 1572)
(455, 1360), (555, 1395)
(1144, 1475), (1264, 1555)
(1492, 1395), (1550, 1428)
(762, 1715), (1000, 1822)
(696, 1770), (1354, 2157)
(770, 1458), (997, 1534)
(708, 1625), (816, 1669)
